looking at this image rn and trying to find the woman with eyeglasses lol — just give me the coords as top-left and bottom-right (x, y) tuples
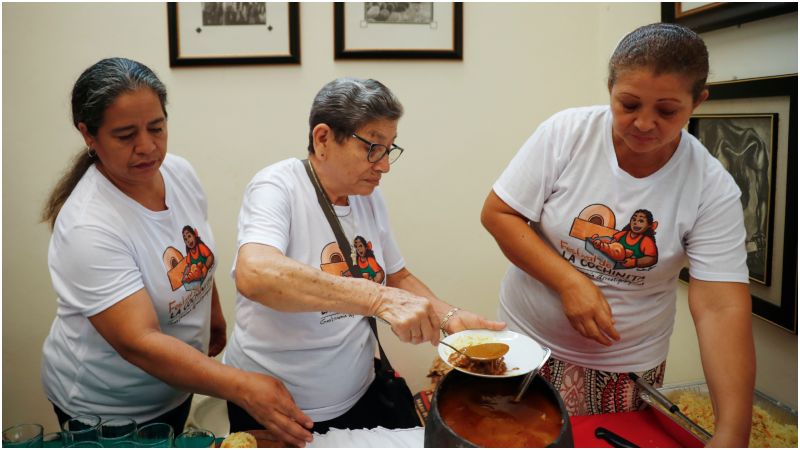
(223, 77), (504, 435)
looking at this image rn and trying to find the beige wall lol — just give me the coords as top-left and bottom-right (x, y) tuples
(3, 2), (796, 432)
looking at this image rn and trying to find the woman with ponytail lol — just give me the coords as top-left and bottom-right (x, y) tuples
(40, 58), (313, 446)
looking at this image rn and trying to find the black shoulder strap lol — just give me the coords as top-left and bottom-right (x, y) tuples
(302, 158), (394, 372)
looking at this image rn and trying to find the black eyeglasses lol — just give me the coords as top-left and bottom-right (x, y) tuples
(351, 133), (404, 164)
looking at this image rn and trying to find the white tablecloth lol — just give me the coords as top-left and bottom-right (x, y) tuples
(306, 426), (424, 448)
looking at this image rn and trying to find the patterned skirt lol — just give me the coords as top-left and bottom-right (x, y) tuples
(540, 356), (666, 416)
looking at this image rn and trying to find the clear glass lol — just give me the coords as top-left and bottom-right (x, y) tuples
(351, 133), (404, 164)
(99, 417), (137, 445)
(43, 431), (66, 448)
(135, 422), (174, 447)
(175, 428), (216, 448)
(2, 424), (44, 447)
(109, 440), (139, 448)
(63, 415), (102, 444)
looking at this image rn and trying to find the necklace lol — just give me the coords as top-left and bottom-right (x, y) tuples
(338, 210), (360, 264)
(307, 161), (358, 263)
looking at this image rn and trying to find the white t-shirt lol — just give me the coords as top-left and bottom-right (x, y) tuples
(493, 106), (748, 372)
(223, 158), (405, 422)
(41, 154), (217, 421)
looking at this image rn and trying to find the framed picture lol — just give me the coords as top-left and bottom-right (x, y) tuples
(689, 113), (778, 285)
(167, 2), (300, 66)
(661, 2), (797, 33)
(334, 2), (463, 59)
(679, 74), (797, 333)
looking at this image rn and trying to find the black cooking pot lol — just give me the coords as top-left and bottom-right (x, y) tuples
(424, 369), (573, 447)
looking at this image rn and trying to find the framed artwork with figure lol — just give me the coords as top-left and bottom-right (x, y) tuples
(688, 113), (778, 285)
(680, 74), (797, 333)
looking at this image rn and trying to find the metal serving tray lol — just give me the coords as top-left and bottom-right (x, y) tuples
(640, 381), (798, 447)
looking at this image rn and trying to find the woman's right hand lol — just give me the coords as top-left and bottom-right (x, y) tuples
(558, 275), (620, 346)
(236, 372), (314, 447)
(371, 285), (439, 345)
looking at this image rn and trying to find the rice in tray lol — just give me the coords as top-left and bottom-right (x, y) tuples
(674, 391), (798, 448)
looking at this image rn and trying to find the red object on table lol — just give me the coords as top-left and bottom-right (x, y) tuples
(570, 408), (700, 448)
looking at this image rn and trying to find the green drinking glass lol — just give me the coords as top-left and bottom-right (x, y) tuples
(175, 428), (216, 448)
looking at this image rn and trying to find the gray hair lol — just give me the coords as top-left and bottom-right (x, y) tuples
(307, 77), (403, 153)
(608, 23), (709, 101)
(72, 57), (168, 135)
(43, 57), (168, 229)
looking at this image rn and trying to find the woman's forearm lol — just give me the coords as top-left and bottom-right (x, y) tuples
(481, 191), (585, 294)
(689, 279), (755, 447)
(235, 243), (383, 316)
(122, 329), (248, 401)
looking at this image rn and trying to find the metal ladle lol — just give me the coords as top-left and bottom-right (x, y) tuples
(513, 346), (551, 403)
(440, 341), (510, 362)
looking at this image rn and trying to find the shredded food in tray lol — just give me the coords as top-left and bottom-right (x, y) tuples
(674, 391), (798, 448)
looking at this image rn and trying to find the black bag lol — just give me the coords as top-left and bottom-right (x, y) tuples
(303, 159), (421, 429)
(370, 325), (423, 429)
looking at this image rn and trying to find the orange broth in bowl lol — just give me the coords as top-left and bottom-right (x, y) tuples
(437, 375), (563, 447)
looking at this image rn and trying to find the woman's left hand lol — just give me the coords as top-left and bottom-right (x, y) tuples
(442, 309), (506, 336)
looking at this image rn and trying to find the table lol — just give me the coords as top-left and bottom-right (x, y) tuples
(293, 409), (695, 447)
(210, 407), (697, 447)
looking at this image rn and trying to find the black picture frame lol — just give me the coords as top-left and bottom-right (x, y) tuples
(688, 113), (779, 286)
(680, 75), (797, 333)
(167, 2), (300, 67)
(661, 2), (797, 34)
(334, 2), (463, 60)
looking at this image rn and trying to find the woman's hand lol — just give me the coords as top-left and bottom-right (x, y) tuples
(236, 373), (314, 447)
(482, 192), (618, 346)
(371, 285), (440, 345)
(558, 275), (620, 346)
(441, 309), (506, 336)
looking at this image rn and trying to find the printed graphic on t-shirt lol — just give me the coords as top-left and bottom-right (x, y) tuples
(163, 226), (216, 291)
(317, 235), (385, 324)
(319, 242), (351, 277)
(162, 226), (216, 323)
(353, 235), (385, 284)
(562, 204), (659, 286)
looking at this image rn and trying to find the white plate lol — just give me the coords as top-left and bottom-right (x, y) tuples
(438, 329), (549, 378)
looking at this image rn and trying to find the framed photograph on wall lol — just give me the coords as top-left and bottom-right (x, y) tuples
(660, 2), (797, 33)
(167, 2), (300, 66)
(334, 2), (463, 59)
(679, 74), (797, 333)
(688, 113), (778, 285)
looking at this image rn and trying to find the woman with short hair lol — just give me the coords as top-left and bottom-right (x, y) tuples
(225, 77), (505, 434)
(481, 23), (755, 447)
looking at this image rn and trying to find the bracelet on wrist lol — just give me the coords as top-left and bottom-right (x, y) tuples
(439, 307), (460, 336)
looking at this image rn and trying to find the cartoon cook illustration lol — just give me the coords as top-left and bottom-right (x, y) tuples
(353, 235), (385, 283)
(182, 225), (214, 288)
(591, 209), (658, 269)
